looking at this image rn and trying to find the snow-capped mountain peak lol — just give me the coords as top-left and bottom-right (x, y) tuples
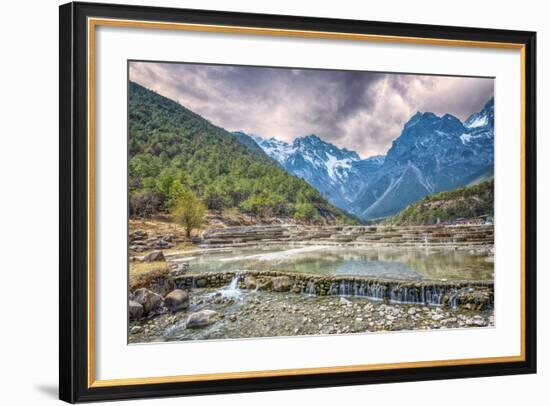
(237, 97), (493, 220)
(248, 133), (383, 210)
(353, 98), (494, 219)
(464, 98), (494, 129)
(252, 135), (295, 162)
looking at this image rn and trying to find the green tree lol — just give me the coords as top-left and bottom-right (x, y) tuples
(172, 190), (207, 238)
(240, 195), (269, 217)
(128, 81), (354, 224)
(166, 179), (186, 208)
(294, 202), (319, 222)
(203, 184), (232, 210)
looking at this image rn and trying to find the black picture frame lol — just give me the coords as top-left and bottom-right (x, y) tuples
(59, 1), (537, 403)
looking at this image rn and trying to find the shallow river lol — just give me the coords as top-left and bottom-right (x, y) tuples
(171, 244), (493, 281)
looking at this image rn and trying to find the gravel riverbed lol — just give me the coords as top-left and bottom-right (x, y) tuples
(129, 287), (494, 343)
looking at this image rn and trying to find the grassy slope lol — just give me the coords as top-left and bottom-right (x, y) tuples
(386, 180), (494, 225)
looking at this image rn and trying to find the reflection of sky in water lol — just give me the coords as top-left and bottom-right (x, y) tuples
(333, 260), (423, 279)
(172, 245), (493, 281)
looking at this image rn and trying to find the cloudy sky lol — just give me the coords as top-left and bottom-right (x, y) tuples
(129, 61), (493, 158)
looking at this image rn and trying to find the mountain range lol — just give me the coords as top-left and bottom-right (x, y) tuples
(129, 80), (493, 223)
(248, 133), (385, 211)
(128, 81), (350, 223)
(243, 98), (494, 220)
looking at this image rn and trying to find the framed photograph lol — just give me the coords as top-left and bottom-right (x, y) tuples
(59, 1), (536, 403)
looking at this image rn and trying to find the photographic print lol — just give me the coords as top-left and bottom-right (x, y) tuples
(127, 61), (495, 343)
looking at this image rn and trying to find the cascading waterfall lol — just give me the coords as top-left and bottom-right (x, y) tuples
(229, 273), (240, 290)
(179, 271), (492, 310)
(363, 281), (386, 301)
(448, 293), (459, 310)
(329, 280), (386, 301)
(424, 285), (444, 306)
(339, 281), (350, 296)
(322, 279), (479, 308)
(219, 272), (242, 299)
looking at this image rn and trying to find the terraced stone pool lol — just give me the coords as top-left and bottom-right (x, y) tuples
(169, 244), (494, 282)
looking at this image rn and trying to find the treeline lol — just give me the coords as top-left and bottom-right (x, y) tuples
(128, 81), (353, 223)
(386, 180), (494, 225)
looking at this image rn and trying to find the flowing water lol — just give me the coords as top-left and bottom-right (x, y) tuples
(131, 245), (494, 342)
(171, 244), (493, 281)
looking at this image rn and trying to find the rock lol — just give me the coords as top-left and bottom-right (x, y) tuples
(129, 300), (144, 320)
(142, 250), (165, 262)
(229, 314), (237, 322)
(340, 297), (352, 306)
(130, 230), (148, 241)
(244, 276), (258, 290)
(431, 314), (444, 321)
(408, 307), (417, 315)
(186, 310), (220, 328)
(472, 316), (486, 326)
(132, 288), (163, 314)
(272, 276), (291, 292)
(257, 279), (273, 291)
(196, 278), (207, 288)
(130, 325), (142, 334)
(156, 240), (175, 249)
(170, 262), (189, 277)
(164, 289), (189, 312)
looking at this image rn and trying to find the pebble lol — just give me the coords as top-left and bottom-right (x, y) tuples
(129, 286), (494, 342)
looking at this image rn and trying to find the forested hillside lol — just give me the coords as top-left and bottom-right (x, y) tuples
(128, 81), (352, 223)
(386, 180), (494, 225)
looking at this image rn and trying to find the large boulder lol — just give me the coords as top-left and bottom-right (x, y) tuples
(244, 276), (258, 290)
(272, 276), (291, 292)
(257, 279), (273, 291)
(186, 310), (219, 328)
(128, 300), (144, 320)
(131, 288), (163, 314)
(142, 250), (165, 262)
(164, 289), (189, 312)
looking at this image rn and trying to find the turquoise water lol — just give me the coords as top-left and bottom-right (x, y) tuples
(171, 245), (493, 281)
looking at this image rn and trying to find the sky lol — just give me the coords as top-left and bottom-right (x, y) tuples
(129, 61), (494, 158)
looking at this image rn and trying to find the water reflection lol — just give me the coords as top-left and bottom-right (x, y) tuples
(171, 245), (493, 281)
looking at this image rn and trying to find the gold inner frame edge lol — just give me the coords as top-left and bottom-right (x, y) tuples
(86, 17), (527, 388)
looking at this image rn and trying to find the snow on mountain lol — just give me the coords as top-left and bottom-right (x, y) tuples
(250, 134), (296, 162)
(464, 98), (494, 129)
(353, 98), (494, 219)
(465, 115), (488, 128)
(249, 134), (382, 212)
(238, 97), (494, 220)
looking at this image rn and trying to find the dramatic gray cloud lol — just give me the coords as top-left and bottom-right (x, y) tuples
(129, 61), (493, 158)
